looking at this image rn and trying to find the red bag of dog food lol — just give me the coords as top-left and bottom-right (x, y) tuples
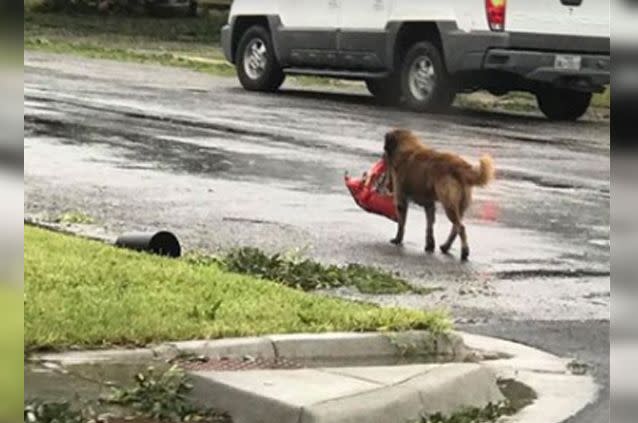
(344, 158), (398, 222)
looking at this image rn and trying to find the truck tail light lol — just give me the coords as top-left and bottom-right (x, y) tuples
(486, 0), (506, 31)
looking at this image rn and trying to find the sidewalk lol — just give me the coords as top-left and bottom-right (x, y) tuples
(190, 362), (501, 423)
(31, 331), (597, 423)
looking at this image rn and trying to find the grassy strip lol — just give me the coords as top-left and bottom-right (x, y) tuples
(26, 37), (236, 76)
(458, 89), (610, 112)
(25, 9), (234, 73)
(188, 247), (435, 295)
(24, 226), (449, 351)
(24, 9), (226, 43)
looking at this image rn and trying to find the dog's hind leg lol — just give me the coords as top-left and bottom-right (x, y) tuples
(460, 187), (472, 217)
(424, 202), (436, 253)
(458, 222), (469, 261)
(440, 204), (469, 260)
(457, 189), (472, 260)
(437, 179), (470, 260)
(440, 225), (457, 254)
(457, 222), (470, 261)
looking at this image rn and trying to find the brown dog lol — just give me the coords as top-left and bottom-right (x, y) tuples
(383, 129), (494, 260)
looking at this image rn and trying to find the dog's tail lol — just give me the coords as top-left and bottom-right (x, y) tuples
(466, 155), (494, 187)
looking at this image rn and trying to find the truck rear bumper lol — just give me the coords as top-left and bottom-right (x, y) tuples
(439, 27), (610, 90)
(483, 48), (610, 91)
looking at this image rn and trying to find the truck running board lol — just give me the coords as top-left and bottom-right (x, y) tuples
(284, 68), (390, 81)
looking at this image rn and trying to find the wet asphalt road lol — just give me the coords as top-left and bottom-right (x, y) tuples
(24, 52), (609, 422)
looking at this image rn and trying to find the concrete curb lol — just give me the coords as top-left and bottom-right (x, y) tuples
(459, 332), (598, 423)
(35, 331), (467, 365)
(33, 331), (597, 423)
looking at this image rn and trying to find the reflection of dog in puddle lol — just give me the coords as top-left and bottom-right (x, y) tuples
(383, 129), (494, 261)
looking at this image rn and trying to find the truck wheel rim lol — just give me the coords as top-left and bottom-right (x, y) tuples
(408, 55), (436, 101)
(243, 38), (268, 80)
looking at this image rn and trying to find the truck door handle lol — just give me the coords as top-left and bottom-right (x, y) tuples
(560, 0), (583, 6)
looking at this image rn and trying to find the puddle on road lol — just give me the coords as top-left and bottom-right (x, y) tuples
(498, 378), (537, 414)
(24, 113), (344, 195)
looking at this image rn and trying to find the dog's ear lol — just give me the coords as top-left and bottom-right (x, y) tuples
(384, 131), (398, 158)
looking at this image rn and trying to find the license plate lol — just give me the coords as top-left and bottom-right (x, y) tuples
(554, 54), (582, 71)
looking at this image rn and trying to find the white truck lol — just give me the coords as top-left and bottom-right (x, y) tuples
(221, 0), (609, 120)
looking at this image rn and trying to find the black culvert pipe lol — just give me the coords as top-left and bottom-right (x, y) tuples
(115, 231), (181, 258)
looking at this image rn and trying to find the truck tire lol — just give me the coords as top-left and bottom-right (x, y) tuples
(236, 25), (285, 92)
(188, 0), (198, 17)
(365, 78), (401, 105)
(536, 88), (592, 121)
(399, 41), (454, 113)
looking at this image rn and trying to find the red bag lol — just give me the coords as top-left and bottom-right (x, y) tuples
(344, 158), (398, 222)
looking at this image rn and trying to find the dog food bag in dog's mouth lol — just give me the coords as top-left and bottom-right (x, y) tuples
(344, 158), (398, 222)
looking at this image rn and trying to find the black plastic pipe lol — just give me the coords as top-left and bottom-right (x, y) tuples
(115, 231), (181, 258)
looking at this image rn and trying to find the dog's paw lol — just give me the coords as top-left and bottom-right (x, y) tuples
(425, 244), (435, 253)
(390, 238), (403, 245)
(461, 247), (470, 261)
(440, 244), (451, 254)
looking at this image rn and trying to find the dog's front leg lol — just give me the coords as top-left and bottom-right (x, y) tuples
(391, 189), (408, 245)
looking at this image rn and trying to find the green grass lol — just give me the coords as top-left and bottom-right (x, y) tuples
(0, 286), (23, 422)
(24, 226), (449, 351)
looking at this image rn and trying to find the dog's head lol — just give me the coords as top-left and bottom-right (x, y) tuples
(384, 129), (414, 162)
